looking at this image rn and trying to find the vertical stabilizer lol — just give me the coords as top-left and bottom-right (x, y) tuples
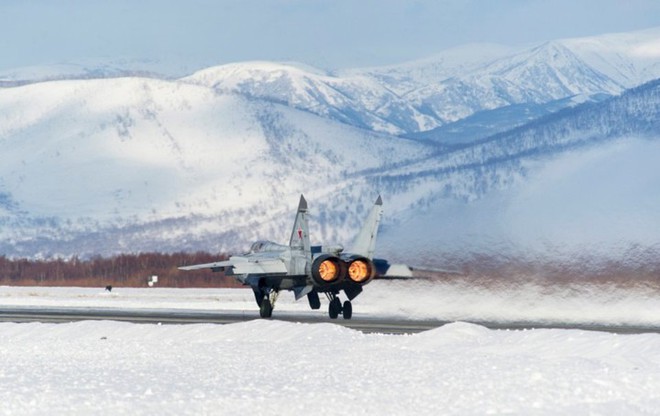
(289, 194), (311, 257)
(351, 195), (383, 259)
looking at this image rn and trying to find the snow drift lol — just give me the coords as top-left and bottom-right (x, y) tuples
(1, 319), (660, 415)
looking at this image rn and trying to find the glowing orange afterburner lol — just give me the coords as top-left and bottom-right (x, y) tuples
(348, 259), (371, 283)
(311, 255), (343, 286)
(318, 259), (339, 282)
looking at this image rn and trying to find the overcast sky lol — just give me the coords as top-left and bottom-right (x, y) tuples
(2, 0), (660, 72)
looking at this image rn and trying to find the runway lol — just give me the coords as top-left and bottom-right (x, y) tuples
(2, 306), (660, 334)
(0, 306), (438, 334)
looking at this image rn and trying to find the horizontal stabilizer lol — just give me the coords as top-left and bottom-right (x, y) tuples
(378, 265), (464, 280)
(383, 263), (414, 278)
(293, 285), (314, 301)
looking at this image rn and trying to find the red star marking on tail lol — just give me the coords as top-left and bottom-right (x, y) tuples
(298, 227), (303, 240)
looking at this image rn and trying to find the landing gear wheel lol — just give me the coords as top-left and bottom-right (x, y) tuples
(342, 300), (352, 320)
(307, 291), (321, 310)
(328, 298), (341, 319)
(259, 297), (273, 318)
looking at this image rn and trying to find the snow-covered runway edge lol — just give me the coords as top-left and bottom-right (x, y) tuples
(2, 282), (660, 414)
(2, 319), (660, 415)
(2, 278), (660, 327)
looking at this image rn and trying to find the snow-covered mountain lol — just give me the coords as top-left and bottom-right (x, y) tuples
(183, 28), (660, 137)
(4, 28), (659, 138)
(0, 75), (436, 257)
(1, 27), (659, 264)
(377, 78), (660, 267)
(0, 57), (197, 86)
(1, 75), (659, 262)
(408, 94), (610, 146)
(183, 61), (439, 135)
(355, 27), (660, 125)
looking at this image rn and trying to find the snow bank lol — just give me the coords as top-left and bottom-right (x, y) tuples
(1, 320), (660, 415)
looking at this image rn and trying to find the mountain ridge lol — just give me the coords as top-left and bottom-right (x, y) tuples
(1, 28), (659, 263)
(4, 27), (660, 136)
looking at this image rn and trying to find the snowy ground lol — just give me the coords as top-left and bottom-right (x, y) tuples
(2, 282), (660, 415)
(2, 278), (659, 327)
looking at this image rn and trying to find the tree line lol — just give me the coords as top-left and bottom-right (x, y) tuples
(0, 252), (242, 288)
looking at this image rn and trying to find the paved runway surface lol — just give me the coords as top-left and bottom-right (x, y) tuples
(2, 306), (660, 334)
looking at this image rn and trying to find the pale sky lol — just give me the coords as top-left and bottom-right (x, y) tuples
(2, 0), (659, 72)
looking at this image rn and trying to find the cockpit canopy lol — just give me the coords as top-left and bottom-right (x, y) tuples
(248, 240), (287, 254)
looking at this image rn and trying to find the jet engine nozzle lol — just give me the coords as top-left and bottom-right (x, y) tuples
(345, 256), (375, 285)
(311, 254), (345, 286)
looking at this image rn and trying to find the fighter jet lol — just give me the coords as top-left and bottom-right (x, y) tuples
(179, 194), (390, 319)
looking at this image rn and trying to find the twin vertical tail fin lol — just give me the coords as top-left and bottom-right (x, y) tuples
(351, 195), (383, 260)
(289, 194), (311, 258)
(290, 194), (383, 260)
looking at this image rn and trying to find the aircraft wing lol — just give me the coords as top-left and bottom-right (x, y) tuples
(178, 260), (234, 271)
(178, 258), (288, 274)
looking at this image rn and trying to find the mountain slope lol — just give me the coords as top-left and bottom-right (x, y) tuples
(2, 76), (659, 261)
(409, 94), (609, 146)
(561, 27), (660, 86)
(375, 79), (660, 266)
(382, 79), (660, 183)
(184, 61), (439, 134)
(0, 75), (436, 257)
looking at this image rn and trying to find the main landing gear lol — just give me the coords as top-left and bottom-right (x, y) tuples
(326, 293), (352, 320)
(259, 290), (279, 318)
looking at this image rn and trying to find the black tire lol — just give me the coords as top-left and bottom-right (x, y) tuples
(342, 300), (352, 320)
(328, 298), (341, 319)
(307, 291), (321, 310)
(259, 298), (273, 318)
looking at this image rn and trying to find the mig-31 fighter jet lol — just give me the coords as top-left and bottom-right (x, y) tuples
(179, 194), (392, 319)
